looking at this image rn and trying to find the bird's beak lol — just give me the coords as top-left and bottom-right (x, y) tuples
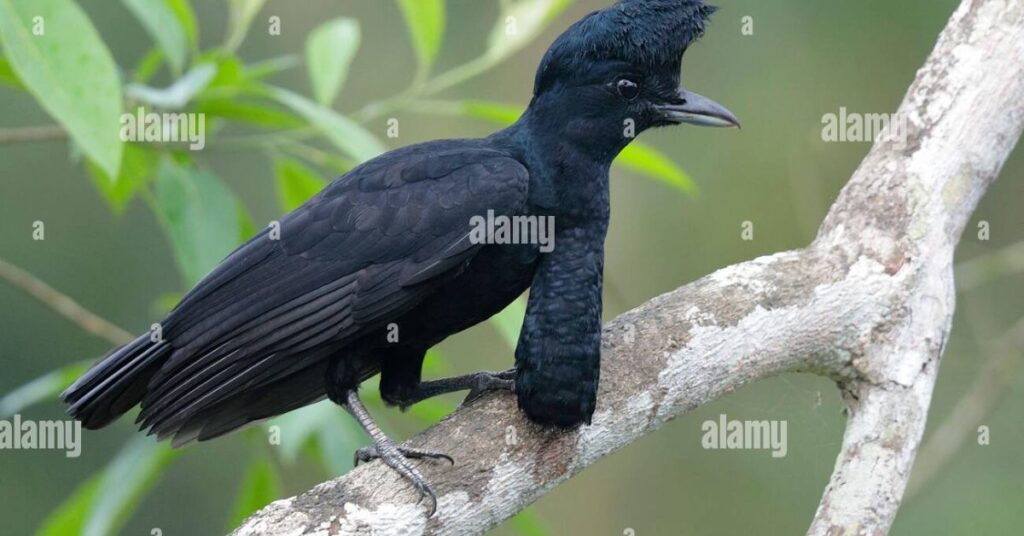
(655, 89), (741, 128)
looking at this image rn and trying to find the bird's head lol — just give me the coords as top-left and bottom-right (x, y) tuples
(526, 0), (738, 159)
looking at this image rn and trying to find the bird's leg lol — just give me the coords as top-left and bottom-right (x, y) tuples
(389, 368), (516, 411)
(342, 389), (450, 515)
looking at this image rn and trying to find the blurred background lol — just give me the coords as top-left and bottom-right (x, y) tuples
(1, 0), (1022, 534)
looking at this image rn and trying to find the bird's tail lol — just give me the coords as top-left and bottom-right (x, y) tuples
(62, 334), (171, 429)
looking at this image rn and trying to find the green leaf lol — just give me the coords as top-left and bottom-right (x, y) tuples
(271, 87), (386, 163)
(225, 0), (267, 52)
(314, 410), (366, 474)
(0, 56), (24, 89)
(133, 48), (164, 83)
(152, 158), (243, 286)
(125, 62), (216, 109)
(421, 348), (448, 375)
(195, 53), (253, 99)
(166, 0), (198, 50)
(617, 142), (697, 195)
(508, 508), (550, 536)
(280, 142), (354, 176)
(491, 295), (527, 348)
(196, 98), (303, 129)
(396, 0), (445, 75)
(462, 100), (522, 124)
(122, 0), (188, 75)
(236, 199), (256, 242)
(152, 291), (183, 315)
(84, 438), (178, 536)
(274, 157), (326, 212)
(486, 0), (573, 62)
(87, 144), (157, 213)
(406, 398), (453, 424)
(412, 99), (519, 127)
(0, 361), (90, 418)
(268, 400), (343, 465)
(245, 54), (300, 81)
(265, 398), (369, 475)
(305, 18), (360, 105)
(227, 453), (281, 530)
(38, 437), (178, 536)
(36, 476), (101, 536)
(0, 0), (124, 178)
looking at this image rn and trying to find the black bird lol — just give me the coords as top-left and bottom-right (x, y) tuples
(63, 0), (737, 512)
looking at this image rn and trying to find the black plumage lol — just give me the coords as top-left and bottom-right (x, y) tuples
(63, 0), (736, 510)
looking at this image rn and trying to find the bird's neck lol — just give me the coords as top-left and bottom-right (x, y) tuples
(489, 108), (613, 219)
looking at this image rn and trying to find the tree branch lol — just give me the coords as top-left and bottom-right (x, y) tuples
(0, 257), (134, 346)
(233, 0), (1024, 534)
(0, 125), (66, 144)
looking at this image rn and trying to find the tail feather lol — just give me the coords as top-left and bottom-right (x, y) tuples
(62, 334), (171, 430)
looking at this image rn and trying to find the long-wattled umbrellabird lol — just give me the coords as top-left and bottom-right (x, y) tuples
(63, 0), (738, 513)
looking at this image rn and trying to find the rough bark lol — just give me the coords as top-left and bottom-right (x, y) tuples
(233, 0), (1024, 534)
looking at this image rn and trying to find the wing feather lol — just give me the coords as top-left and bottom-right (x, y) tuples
(138, 141), (529, 442)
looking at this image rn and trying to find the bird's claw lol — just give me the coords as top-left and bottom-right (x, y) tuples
(495, 367), (516, 380)
(352, 442), (451, 516)
(413, 479), (439, 516)
(354, 445), (454, 466)
(461, 370), (516, 407)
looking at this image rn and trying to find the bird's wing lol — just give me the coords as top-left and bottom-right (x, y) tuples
(137, 142), (529, 441)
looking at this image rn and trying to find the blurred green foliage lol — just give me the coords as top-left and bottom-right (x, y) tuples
(1, 0), (1022, 535)
(1, 0), (673, 533)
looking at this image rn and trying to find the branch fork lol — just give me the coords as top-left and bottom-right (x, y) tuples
(234, 1), (1024, 534)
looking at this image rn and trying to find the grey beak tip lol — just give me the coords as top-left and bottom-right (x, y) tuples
(661, 89), (741, 129)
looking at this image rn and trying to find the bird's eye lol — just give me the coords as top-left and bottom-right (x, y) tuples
(616, 78), (640, 100)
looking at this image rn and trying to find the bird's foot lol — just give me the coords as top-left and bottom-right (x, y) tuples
(461, 369), (516, 407)
(352, 439), (453, 515)
(354, 444), (454, 466)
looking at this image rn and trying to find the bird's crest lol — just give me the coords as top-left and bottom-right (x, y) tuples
(535, 0), (718, 94)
